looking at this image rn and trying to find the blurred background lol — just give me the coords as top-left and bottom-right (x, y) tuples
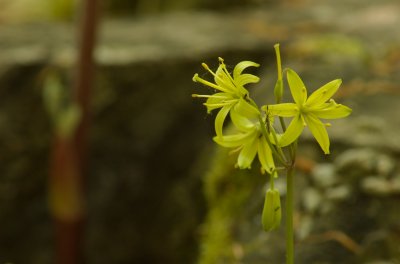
(1, 0), (400, 263)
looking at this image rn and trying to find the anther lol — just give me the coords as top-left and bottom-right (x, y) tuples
(201, 63), (210, 71)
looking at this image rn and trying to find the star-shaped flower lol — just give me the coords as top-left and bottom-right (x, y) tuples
(213, 99), (275, 174)
(264, 69), (352, 154)
(192, 58), (260, 137)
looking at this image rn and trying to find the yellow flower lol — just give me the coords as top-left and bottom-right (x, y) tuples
(213, 100), (275, 174)
(192, 58), (260, 137)
(264, 69), (352, 154)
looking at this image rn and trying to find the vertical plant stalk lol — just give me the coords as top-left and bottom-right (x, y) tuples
(73, 0), (99, 169)
(286, 164), (295, 264)
(49, 0), (99, 264)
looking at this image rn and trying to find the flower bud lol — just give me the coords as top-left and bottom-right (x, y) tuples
(262, 188), (282, 232)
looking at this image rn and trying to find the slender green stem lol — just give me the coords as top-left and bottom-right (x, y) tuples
(257, 115), (287, 166)
(286, 164), (295, 264)
(274, 44), (282, 81)
(269, 173), (275, 190)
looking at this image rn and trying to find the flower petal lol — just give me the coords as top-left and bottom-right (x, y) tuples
(306, 79), (342, 107)
(234, 73), (260, 88)
(258, 136), (275, 174)
(237, 136), (258, 169)
(213, 131), (254, 148)
(215, 105), (232, 138)
(263, 103), (298, 117)
(279, 114), (305, 147)
(287, 69), (307, 105)
(204, 92), (231, 112)
(312, 102), (352, 119)
(304, 113), (330, 154)
(233, 61), (260, 79)
(230, 107), (256, 131)
(233, 97), (260, 119)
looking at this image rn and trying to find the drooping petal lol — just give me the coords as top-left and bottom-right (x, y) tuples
(237, 135), (259, 169)
(233, 97), (260, 119)
(230, 107), (256, 131)
(234, 73), (260, 88)
(258, 136), (275, 174)
(215, 105), (233, 138)
(304, 113), (330, 154)
(263, 103), (298, 117)
(306, 79), (342, 107)
(312, 102), (352, 119)
(233, 61), (260, 79)
(287, 69), (307, 105)
(279, 114), (305, 147)
(213, 131), (254, 148)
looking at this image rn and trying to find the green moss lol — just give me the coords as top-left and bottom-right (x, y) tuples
(198, 147), (264, 264)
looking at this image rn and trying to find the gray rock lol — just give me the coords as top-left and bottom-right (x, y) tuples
(361, 176), (400, 196)
(325, 185), (352, 201)
(311, 163), (337, 188)
(335, 148), (396, 180)
(302, 187), (322, 213)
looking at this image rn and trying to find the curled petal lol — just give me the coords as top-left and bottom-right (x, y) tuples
(235, 73), (260, 88)
(230, 107), (256, 131)
(233, 97), (260, 119)
(213, 130), (254, 148)
(263, 103), (298, 117)
(233, 61), (260, 79)
(306, 79), (342, 107)
(237, 136), (258, 169)
(215, 105), (233, 138)
(258, 136), (275, 174)
(304, 113), (330, 154)
(279, 114), (305, 147)
(312, 102), (352, 119)
(287, 69), (307, 105)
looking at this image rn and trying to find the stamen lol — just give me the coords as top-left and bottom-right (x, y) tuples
(300, 115), (307, 126)
(201, 63), (210, 71)
(203, 102), (232, 107)
(192, 73), (199, 82)
(229, 146), (242, 155)
(193, 74), (232, 93)
(192, 94), (228, 99)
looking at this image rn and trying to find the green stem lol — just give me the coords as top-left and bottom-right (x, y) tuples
(286, 157), (295, 264)
(269, 173), (275, 190)
(274, 44), (282, 81)
(257, 115), (287, 166)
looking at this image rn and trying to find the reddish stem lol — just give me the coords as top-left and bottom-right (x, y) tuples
(49, 0), (99, 263)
